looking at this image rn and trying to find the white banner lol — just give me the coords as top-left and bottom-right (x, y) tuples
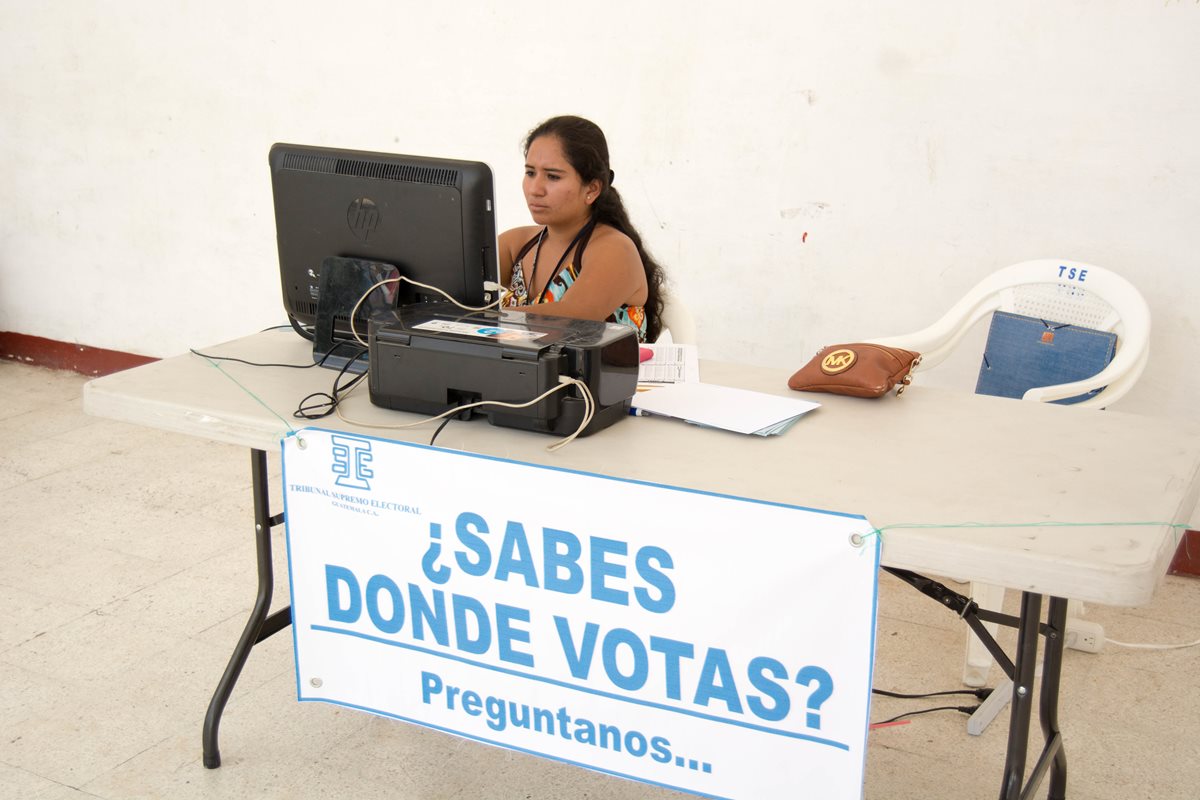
(283, 428), (879, 799)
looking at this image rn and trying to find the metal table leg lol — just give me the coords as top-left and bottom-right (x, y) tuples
(999, 592), (1068, 800)
(1022, 596), (1068, 799)
(883, 569), (1070, 799)
(202, 448), (290, 768)
(1000, 592), (1042, 798)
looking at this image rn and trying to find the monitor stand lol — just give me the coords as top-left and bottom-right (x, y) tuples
(312, 256), (400, 374)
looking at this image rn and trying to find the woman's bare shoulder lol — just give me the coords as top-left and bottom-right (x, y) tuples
(585, 225), (643, 266)
(588, 224), (639, 259)
(500, 225), (541, 253)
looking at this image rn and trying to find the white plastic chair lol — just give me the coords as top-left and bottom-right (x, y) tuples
(871, 259), (1150, 408)
(869, 258), (1152, 686)
(657, 293), (697, 345)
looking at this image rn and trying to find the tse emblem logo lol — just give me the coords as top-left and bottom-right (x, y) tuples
(331, 435), (374, 491)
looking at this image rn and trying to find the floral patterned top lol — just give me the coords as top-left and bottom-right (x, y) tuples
(504, 224), (648, 342)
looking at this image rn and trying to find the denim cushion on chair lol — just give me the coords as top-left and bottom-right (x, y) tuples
(975, 311), (1117, 406)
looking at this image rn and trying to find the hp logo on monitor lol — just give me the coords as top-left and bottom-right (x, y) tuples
(346, 198), (381, 241)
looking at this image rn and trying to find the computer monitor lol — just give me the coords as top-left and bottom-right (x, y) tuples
(268, 142), (500, 343)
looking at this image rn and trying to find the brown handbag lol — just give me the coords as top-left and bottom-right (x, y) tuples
(787, 343), (922, 398)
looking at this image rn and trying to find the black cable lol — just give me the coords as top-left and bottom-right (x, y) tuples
(288, 313), (315, 341)
(870, 687), (996, 728)
(872, 705), (981, 726)
(294, 354), (369, 420)
(873, 687), (991, 700)
(429, 413), (456, 446)
(429, 399), (477, 446)
(190, 348), (318, 369)
(191, 333), (369, 420)
(190, 338), (365, 370)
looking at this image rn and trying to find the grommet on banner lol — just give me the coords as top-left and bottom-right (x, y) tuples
(297, 437), (308, 450)
(310, 677), (323, 688)
(850, 528), (884, 550)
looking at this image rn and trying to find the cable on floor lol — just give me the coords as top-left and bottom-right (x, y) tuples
(870, 705), (982, 728)
(872, 687), (992, 700)
(1105, 635), (1200, 651)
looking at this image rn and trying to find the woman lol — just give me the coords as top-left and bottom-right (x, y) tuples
(499, 116), (666, 343)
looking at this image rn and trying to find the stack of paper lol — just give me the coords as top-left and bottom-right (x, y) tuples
(630, 381), (820, 436)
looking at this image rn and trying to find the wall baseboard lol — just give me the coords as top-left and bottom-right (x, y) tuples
(1, 332), (159, 377)
(1169, 529), (1200, 578)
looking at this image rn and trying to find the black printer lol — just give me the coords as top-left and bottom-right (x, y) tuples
(368, 303), (639, 436)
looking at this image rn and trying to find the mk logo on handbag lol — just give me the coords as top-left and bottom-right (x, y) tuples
(821, 349), (858, 375)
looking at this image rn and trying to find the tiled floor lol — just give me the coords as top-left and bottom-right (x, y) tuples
(2, 359), (1198, 799)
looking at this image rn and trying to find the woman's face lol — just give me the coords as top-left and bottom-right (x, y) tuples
(523, 135), (599, 228)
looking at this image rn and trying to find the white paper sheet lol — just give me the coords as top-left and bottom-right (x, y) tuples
(630, 381), (821, 435)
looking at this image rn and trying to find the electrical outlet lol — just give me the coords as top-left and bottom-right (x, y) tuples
(1065, 620), (1105, 653)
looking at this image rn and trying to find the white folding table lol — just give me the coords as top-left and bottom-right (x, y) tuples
(84, 329), (1200, 799)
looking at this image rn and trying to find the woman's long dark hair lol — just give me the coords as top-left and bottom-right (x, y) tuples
(524, 116), (666, 342)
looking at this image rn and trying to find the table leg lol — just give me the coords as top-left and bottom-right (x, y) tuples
(883, 570), (1071, 798)
(999, 594), (1068, 800)
(202, 448), (286, 768)
(1000, 592), (1042, 799)
(1034, 597), (1068, 799)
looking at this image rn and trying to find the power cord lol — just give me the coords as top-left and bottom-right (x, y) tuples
(872, 688), (992, 700)
(1105, 635), (1200, 651)
(288, 313), (315, 341)
(334, 374), (595, 452)
(872, 705), (982, 727)
(349, 276), (506, 347)
(189, 339), (368, 420)
(187, 338), (363, 371)
(869, 686), (994, 729)
(293, 353), (369, 420)
(428, 410), (459, 447)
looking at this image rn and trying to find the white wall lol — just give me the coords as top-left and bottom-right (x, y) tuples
(2, 1), (1198, 418)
